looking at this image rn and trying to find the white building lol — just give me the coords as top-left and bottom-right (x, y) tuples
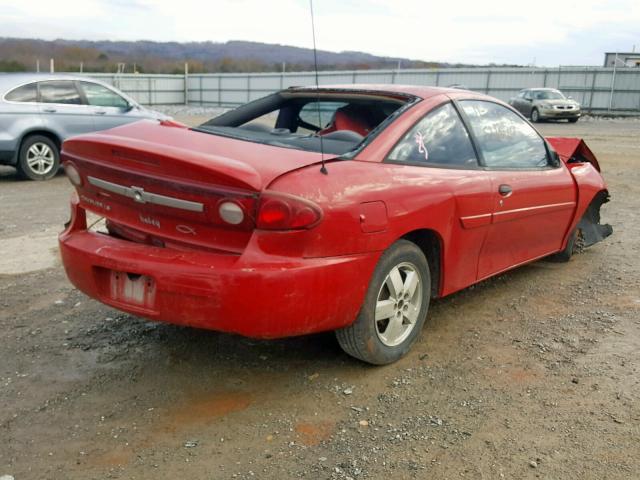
(603, 52), (640, 67)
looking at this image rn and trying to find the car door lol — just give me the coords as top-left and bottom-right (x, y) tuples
(385, 101), (493, 292)
(520, 90), (534, 117)
(77, 81), (139, 130)
(458, 100), (576, 278)
(510, 91), (526, 114)
(37, 80), (96, 139)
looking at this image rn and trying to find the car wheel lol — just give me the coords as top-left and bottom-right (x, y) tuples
(530, 108), (541, 123)
(549, 228), (583, 262)
(17, 135), (60, 181)
(336, 239), (431, 365)
(568, 117), (579, 123)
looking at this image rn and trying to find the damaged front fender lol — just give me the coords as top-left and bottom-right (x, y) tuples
(577, 190), (613, 248)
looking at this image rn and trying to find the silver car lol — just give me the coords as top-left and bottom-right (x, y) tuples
(0, 74), (169, 180)
(509, 88), (581, 124)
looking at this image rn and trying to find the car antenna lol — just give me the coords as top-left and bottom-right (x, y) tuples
(309, 0), (328, 175)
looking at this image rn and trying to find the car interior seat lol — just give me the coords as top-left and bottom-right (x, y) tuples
(319, 104), (374, 137)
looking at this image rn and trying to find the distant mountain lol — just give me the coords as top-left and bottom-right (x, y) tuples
(0, 37), (468, 74)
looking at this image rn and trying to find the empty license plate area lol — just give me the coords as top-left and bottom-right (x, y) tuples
(96, 268), (157, 310)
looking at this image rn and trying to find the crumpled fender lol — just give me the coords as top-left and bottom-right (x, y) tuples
(548, 137), (612, 251)
(546, 137), (601, 172)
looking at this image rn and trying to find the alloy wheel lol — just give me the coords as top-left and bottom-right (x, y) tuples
(26, 142), (55, 175)
(374, 262), (422, 347)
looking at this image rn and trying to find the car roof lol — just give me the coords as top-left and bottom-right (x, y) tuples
(0, 73), (109, 94)
(289, 83), (481, 100)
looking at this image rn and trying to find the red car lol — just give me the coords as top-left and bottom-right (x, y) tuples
(59, 85), (612, 364)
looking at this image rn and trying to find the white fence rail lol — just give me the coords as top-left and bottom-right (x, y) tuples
(87, 67), (640, 113)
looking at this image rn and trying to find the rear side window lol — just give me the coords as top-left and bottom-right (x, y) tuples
(80, 82), (129, 108)
(459, 100), (548, 169)
(387, 102), (477, 167)
(5, 83), (37, 102)
(39, 81), (83, 105)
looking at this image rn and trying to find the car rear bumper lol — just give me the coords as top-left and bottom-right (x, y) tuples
(59, 199), (379, 338)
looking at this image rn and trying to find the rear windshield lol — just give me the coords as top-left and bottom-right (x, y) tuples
(195, 91), (412, 155)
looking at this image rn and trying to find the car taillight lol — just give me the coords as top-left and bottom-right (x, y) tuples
(218, 200), (245, 225)
(64, 162), (83, 187)
(257, 192), (323, 230)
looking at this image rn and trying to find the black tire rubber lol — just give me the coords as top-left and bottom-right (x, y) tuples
(530, 108), (541, 123)
(335, 239), (431, 365)
(549, 229), (577, 262)
(568, 117), (579, 123)
(17, 135), (60, 181)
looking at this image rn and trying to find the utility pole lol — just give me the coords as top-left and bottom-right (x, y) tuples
(80, 62), (83, 73)
(36, 59), (40, 72)
(49, 58), (55, 73)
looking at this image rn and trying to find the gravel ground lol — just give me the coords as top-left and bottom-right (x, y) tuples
(0, 117), (639, 479)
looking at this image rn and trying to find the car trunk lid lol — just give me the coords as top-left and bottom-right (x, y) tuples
(62, 120), (324, 253)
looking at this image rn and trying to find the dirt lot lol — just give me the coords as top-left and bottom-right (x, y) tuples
(1, 117), (639, 479)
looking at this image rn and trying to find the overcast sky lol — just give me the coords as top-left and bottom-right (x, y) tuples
(1, 0), (639, 66)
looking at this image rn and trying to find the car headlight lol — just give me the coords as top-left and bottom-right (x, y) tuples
(541, 103), (555, 109)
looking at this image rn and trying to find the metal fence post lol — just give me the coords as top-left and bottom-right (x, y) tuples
(588, 70), (597, 113)
(609, 58), (618, 111)
(184, 62), (189, 105)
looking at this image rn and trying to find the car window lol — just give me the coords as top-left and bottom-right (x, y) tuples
(299, 101), (348, 131)
(387, 102), (477, 167)
(517, 91), (525, 99)
(39, 81), (83, 105)
(532, 90), (564, 100)
(460, 100), (549, 169)
(523, 91), (532, 100)
(5, 83), (38, 102)
(80, 82), (129, 108)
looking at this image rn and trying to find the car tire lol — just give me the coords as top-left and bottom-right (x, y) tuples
(336, 239), (431, 365)
(549, 228), (581, 262)
(531, 108), (541, 123)
(568, 117), (579, 123)
(17, 135), (60, 181)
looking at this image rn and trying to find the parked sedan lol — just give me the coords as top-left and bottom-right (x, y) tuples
(58, 85), (611, 364)
(0, 74), (169, 180)
(509, 88), (581, 123)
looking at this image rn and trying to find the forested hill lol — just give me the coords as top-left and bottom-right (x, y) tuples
(0, 37), (488, 73)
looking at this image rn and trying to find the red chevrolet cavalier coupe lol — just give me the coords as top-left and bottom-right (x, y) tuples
(59, 85), (612, 364)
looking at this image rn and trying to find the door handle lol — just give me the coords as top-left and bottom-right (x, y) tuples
(498, 184), (512, 196)
(95, 110), (107, 115)
(42, 107), (57, 113)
